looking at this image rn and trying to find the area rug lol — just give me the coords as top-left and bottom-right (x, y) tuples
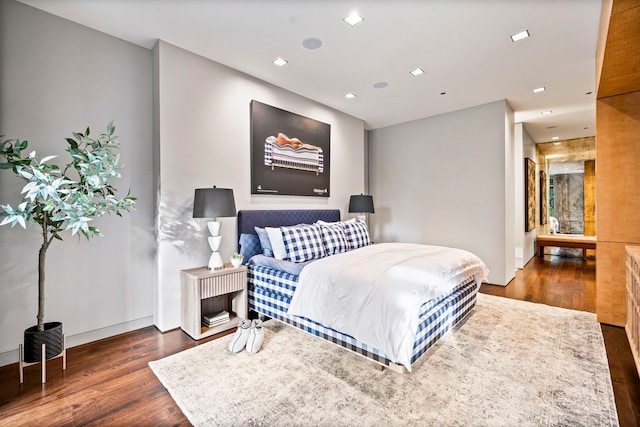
(149, 294), (619, 426)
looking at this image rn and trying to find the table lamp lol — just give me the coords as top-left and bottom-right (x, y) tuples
(193, 186), (236, 269)
(348, 194), (375, 223)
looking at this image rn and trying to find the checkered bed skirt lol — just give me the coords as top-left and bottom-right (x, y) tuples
(248, 265), (480, 368)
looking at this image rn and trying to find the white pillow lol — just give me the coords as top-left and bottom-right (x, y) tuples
(265, 227), (287, 260)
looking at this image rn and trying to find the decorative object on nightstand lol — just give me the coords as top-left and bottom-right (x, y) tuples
(348, 194), (375, 223)
(180, 265), (248, 340)
(192, 186), (236, 270)
(230, 252), (244, 268)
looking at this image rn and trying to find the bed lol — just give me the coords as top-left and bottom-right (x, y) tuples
(237, 209), (488, 372)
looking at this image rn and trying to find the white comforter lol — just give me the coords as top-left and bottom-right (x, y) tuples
(287, 242), (489, 371)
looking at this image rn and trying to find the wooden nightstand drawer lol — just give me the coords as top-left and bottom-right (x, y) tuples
(199, 269), (245, 298)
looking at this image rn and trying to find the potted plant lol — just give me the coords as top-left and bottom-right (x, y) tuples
(230, 252), (244, 268)
(0, 122), (136, 363)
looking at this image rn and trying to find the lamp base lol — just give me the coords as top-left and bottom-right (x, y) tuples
(208, 251), (224, 270)
(356, 215), (366, 223)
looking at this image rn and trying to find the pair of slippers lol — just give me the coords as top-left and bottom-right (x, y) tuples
(228, 319), (263, 353)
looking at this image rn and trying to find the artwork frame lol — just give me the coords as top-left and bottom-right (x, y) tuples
(250, 100), (331, 197)
(540, 170), (548, 225)
(525, 157), (536, 232)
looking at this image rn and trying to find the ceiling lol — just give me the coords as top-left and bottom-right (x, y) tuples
(18, 0), (602, 143)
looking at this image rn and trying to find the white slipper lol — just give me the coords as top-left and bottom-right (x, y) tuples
(246, 320), (264, 353)
(228, 319), (252, 353)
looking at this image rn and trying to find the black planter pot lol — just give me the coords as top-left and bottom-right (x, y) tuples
(23, 322), (64, 363)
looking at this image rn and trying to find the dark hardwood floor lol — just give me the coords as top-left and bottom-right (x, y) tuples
(1, 255), (638, 426)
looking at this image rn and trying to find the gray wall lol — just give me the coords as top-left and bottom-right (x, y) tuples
(153, 41), (366, 331)
(368, 100), (515, 285)
(0, 0), (155, 365)
(515, 123), (538, 268)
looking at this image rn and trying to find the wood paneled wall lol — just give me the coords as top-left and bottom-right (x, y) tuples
(584, 160), (596, 258)
(597, 0), (640, 98)
(584, 160), (596, 237)
(596, 0), (640, 326)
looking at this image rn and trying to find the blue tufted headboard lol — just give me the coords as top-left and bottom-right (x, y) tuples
(237, 209), (341, 237)
(237, 209), (340, 256)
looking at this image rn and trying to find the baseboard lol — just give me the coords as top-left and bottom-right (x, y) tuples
(0, 316), (154, 368)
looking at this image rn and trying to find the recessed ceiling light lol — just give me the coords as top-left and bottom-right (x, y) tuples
(584, 126), (589, 129)
(273, 57), (288, 67)
(440, 92), (446, 95)
(302, 38), (322, 49)
(586, 91), (593, 95)
(541, 110), (552, 115)
(546, 125), (557, 129)
(410, 68), (425, 76)
(510, 30), (530, 42)
(533, 87), (545, 93)
(344, 12), (364, 26)
(373, 82), (388, 89)
(345, 93), (356, 99)
(551, 136), (560, 140)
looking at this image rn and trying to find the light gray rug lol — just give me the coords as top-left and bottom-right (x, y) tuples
(149, 294), (619, 426)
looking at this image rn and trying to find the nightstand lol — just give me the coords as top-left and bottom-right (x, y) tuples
(180, 264), (248, 340)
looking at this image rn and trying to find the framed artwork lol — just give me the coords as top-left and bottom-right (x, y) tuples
(525, 158), (536, 232)
(540, 170), (548, 225)
(250, 100), (331, 197)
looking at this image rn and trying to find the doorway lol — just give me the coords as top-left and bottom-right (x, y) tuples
(536, 137), (595, 257)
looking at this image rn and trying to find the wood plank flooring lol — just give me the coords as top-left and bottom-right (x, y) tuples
(1, 255), (638, 426)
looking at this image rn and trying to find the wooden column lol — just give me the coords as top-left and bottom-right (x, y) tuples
(595, 0), (640, 326)
(596, 92), (640, 325)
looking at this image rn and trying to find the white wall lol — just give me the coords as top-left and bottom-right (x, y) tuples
(368, 100), (515, 286)
(517, 127), (540, 265)
(516, 123), (538, 266)
(154, 41), (366, 331)
(0, 0), (155, 365)
(504, 103), (516, 281)
(514, 124), (525, 268)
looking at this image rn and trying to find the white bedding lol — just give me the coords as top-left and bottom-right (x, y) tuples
(287, 242), (489, 371)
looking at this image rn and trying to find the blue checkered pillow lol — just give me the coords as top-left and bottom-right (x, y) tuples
(281, 224), (326, 263)
(318, 223), (350, 255)
(239, 233), (262, 264)
(342, 221), (371, 249)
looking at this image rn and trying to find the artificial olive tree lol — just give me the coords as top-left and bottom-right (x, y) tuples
(0, 122), (135, 332)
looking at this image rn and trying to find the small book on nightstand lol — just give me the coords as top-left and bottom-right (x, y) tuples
(203, 310), (230, 327)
